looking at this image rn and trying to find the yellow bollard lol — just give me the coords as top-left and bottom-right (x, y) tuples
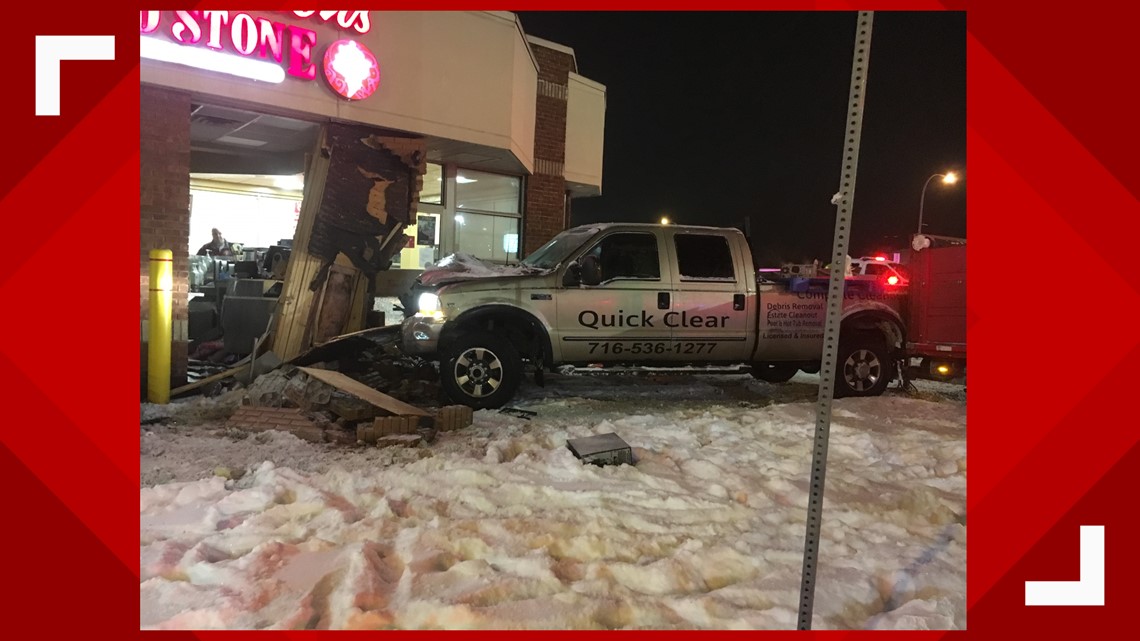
(147, 249), (173, 404)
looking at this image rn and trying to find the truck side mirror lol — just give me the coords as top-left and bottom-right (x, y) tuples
(563, 262), (582, 287)
(580, 255), (603, 286)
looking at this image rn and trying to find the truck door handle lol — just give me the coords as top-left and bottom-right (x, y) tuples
(658, 292), (670, 310)
(733, 294), (745, 311)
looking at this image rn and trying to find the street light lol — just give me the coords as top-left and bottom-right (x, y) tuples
(660, 216), (671, 225)
(917, 171), (959, 235)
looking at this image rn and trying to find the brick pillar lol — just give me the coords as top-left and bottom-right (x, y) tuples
(524, 42), (575, 256)
(140, 86), (191, 393)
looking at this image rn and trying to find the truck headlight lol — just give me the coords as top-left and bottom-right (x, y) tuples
(417, 292), (441, 316)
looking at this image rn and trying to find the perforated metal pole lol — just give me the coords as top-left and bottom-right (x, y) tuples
(797, 11), (874, 630)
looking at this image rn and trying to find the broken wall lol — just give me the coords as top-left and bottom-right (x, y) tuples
(273, 123), (427, 360)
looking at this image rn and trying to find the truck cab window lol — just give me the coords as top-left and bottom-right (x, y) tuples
(864, 263), (886, 276)
(582, 232), (660, 281)
(675, 234), (736, 280)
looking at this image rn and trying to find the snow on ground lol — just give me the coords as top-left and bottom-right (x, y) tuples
(140, 373), (965, 630)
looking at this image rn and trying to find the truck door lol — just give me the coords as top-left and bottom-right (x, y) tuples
(555, 230), (675, 362)
(666, 231), (754, 361)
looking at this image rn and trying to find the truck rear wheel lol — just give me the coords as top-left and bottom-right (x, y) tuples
(751, 363), (799, 383)
(440, 331), (522, 409)
(835, 335), (894, 398)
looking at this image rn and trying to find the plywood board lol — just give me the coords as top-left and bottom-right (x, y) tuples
(298, 366), (429, 417)
(272, 127), (331, 361)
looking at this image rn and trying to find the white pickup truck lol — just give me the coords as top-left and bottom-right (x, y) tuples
(402, 223), (908, 408)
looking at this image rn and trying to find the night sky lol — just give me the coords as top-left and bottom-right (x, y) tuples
(516, 11), (965, 267)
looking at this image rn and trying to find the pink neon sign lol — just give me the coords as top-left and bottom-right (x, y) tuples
(141, 11), (319, 80)
(287, 11), (371, 35)
(323, 40), (380, 100)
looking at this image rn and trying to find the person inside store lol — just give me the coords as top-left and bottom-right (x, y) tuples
(197, 228), (235, 257)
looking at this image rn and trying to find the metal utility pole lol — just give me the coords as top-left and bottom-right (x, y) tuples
(797, 11), (874, 631)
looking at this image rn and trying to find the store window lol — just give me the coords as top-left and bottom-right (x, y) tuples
(453, 168), (523, 263)
(455, 169), (520, 213)
(188, 178), (302, 253)
(454, 212), (519, 264)
(419, 163), (443, 205)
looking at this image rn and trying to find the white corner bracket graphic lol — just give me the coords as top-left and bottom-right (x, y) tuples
(1025, 525), (1105, 606)
(35, 35), (116, 116)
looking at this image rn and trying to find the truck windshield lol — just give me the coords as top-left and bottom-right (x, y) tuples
(520, 227), (598, 270)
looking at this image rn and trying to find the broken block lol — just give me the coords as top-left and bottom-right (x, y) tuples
(357, 424), (378, 444)
(374, 415), (418, 436)
(227, 406), (325, 444)
(434, 405), (474, 432)
(376, 434), (423, 448)
(329, 397), (378, 421)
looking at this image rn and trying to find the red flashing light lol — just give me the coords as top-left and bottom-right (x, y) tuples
(887, 275), (900, 286)
(874, 256), (887, 261)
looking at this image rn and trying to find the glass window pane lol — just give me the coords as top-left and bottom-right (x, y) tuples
(455, 169), (520, 214)
(419, 163), (442, 204)
(675, 234), (735, 280)
(584, 233), (660, 280)
(455, 212), (520, 264)
(494, 215), (520, 263)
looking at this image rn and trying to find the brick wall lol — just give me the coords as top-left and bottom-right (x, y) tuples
(524, 43), (576, 256)
(140, 86), (191, 392)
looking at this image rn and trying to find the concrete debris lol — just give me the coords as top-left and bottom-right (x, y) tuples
(226, 342), (469, 447)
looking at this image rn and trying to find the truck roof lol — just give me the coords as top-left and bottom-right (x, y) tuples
(568, 222), (742, 233)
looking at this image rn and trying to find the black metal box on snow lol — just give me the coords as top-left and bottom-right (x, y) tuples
(566, 433), (634, 467)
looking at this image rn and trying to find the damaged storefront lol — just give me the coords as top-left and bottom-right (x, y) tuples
(139, 10), (606, 392)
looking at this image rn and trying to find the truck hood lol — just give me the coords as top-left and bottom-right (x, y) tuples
(417, 253), (551, 288)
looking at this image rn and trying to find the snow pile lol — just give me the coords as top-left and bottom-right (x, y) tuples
(417, 253), (543, 287)
(140, 376), (965, 630)
(141, 388), (245, 426)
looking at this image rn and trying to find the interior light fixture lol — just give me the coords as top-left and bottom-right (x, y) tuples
(140, 36), (286, 84)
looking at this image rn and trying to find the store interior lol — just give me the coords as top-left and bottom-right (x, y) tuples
(184, 101), (525, 378)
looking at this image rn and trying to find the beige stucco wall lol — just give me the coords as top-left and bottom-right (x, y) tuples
(509, 30), (539, 174)
(564, 71), (606, 194)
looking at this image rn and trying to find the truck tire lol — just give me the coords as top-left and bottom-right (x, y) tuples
(835, 335), (895, 398)
(751, 363), (798, 383)
(440, 331), (522, 409)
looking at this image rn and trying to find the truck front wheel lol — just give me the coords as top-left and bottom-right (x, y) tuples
(440, 331), (522, 409)
(835, 336), (895, 398)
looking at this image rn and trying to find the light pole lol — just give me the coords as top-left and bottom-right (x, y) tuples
(918, 171), (958, 235)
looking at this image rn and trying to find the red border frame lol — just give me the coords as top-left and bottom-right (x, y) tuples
(3, 2), (1138, 635)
